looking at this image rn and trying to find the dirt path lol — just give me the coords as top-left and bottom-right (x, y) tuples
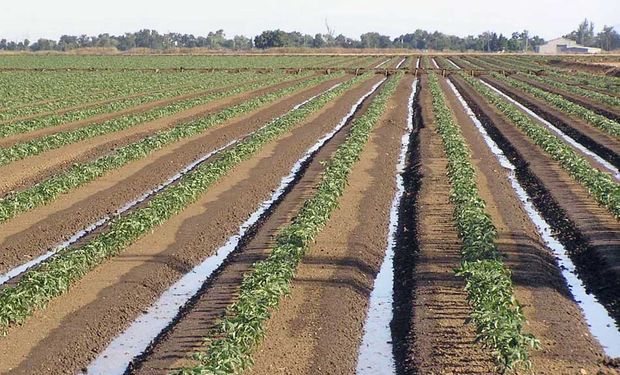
(242, 75), (412, 375)
(510, 74), (620, 121)
(0, 75), (312, 195)
(0, 75), (350, 276)
(440, 77), (611, 373)
(0, 76), (384, 375)
(399, 75), (496, 374)
(482, 75), (620, 169)
(451, 74), (620, 328)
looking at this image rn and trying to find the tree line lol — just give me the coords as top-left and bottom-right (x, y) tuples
(563, 19), (620, 51)
(0, 21), (618, 52)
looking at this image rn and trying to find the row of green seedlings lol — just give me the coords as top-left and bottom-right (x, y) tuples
(427, 72), (539, 372)
(449, 56), (478, 70)
(0, 72), (304, 166)
(0, 73), (373, 332)
(0, 71), (214, 121)
(421, 55), (432, 69)
(176, 73), (402, 375)
(433, 56), (455, 69)
(0, 71), (280, 137)
(0, 55), (341, 70)
(494, 56), (620, 94)
(515, 72), (619, 108)
(0, 71), (126, 109)
(459, 73), (620, 219)
(488, 73), (620, 138)
(0, 73), (346, 222)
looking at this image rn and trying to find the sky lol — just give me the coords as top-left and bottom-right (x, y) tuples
(1, 0), (619, 42)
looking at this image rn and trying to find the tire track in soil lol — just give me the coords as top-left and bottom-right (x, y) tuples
(0, 74), (311, 195)
(0, 75), (349, 277)
(481, 75), (620, 170)
(440, 77), (613, 374)
(399, 74), (496, 375)
(510, 74), (620, 121)
(450, 74), (620, 331)
(244, 75), (413, 375)
(0, 76), (384, 375)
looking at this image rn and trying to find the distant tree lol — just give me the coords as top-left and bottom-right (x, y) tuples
(360, 32), (391, 48)
(254, 30), (287, 49)
(30, 38), (57, 51)
(58, 35), (79, 51)
(232, 35), (252, 50)
(596, 26), (620, 50)
(565, 19), (595, 46)
(312, 33), (325, 48)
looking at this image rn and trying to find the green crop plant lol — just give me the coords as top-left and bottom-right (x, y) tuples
(461, 73), (620, 219)
(176, 73), (402, 375)
(0, 73), (347, 222)
(0, 73), (305, 166)
(0, 73), (372, 334)
(519, 73), (620, 108)
(428, 72), (539, 372)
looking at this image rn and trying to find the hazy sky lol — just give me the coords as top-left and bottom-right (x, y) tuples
(1, 0), (619, 41)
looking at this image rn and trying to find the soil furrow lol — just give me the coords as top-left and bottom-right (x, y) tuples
(510, 74), (620, 121)
(0, 76), (265, 147)
(126, 76), (386, 375)
(0, 75), (312, 195)
(0, 78), (215, 125)
(0, 76), (383, 375)
(0, 76), (349, 277)
(440, 77), (613, 373)
(241, 75), (413, 375)
(451, 73), (620, 329)
(481, 75), (620, 169)
(400, 74), (496, 374)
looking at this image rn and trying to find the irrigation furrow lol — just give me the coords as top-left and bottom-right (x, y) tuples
(480, 79), (620, 179)
(447, 77), (620, 358)
(0, 83), (345, 288)
(374, 59), (391, 68)
(0, 74), (342, 223)
(356, 77), (417, 374)
(450, 73), (620, 330)
(0, 74), (308, 166)
(84, 77), (387, 375)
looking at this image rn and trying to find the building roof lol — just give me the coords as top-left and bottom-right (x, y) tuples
(541, 37), (576, 46)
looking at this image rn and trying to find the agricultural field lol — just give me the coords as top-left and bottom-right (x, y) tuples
(0, 53), (618, 375)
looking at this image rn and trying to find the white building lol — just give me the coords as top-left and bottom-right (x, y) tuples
(536, 37), (601, 54)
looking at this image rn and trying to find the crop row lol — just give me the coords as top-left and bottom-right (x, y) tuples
(0, 72), (266, 137)
(421, 56), (432, 69)
(460, 74), (620, 218)
(515, 72), (620, 108)
(0, 72), (303, 166)
(0, 72), (371, 333)
(0, 55), (345, 69)
(0, 73), (345, 222)
(449, 56), (478, 69)
(0, 71), (234, 121)
(178, 73), (402, 375)
(427, 72), (538, 371)
(472, 56), (614, 102)
(489, 73), (620, 138)
(496, 56), (620, 94)
(0, 70), (202, 110)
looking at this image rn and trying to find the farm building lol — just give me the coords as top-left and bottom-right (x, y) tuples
(536, 37), (601, 54)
